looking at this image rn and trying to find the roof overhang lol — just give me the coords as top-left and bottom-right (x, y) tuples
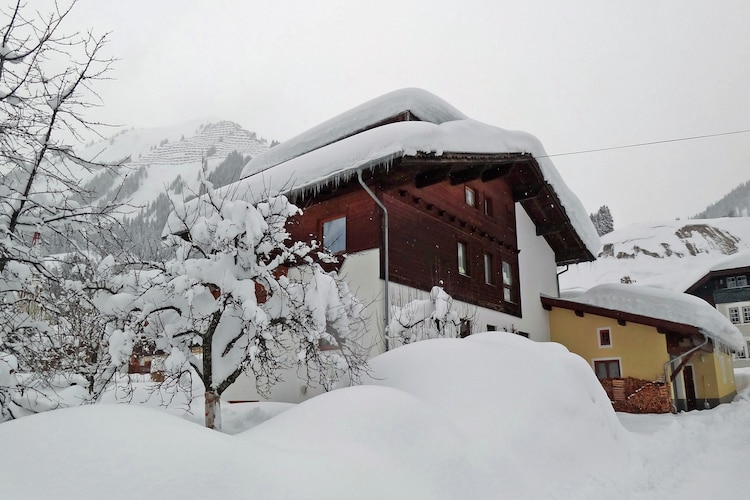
(541, 295), (702, 336)
(298, 151), (596, 266)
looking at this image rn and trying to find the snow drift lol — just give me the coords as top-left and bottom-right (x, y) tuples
(0, 333), (629, 499)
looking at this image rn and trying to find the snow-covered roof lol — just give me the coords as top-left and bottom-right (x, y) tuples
(546, 283), (744, 350)
(240, 88), (467, 178)
(710, 250), (750, 272)
(165, 89), (599, 256)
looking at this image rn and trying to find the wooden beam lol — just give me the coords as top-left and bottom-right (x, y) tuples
(414, 167), (450, 188)
(481, 163), (514, 182)
(449, 165), (487, 185)
(670, 351), (697, 382)
(512, 184), (545, 201)
(535, 221), (566, 237)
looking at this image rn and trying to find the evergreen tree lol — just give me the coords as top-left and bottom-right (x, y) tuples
(590, 205), (614, 236)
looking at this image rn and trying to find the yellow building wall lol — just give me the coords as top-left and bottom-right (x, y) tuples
(688, 346), (736, 401)
(548, 308), (669, 381)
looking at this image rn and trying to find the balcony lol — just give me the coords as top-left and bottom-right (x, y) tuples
(714, 286), (750, 304)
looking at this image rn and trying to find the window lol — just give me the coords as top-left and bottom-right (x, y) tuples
(598, 327), (612, 347)
(738, 276), (748, 287)
(738, 344), (747, 359)
(322, 216), (346, 253)
(464, 186), (476, 207)
(743, 306), (750, 323)
(594, 360), (621, 380)
(457, 241), (469, 276)
(486, 324), (497, 331)
(459, 319), (472, 338)
(502, 261), (514, 302)
(729, 307), (740, 324)
(484, 253), (494, 285)
(484, 197), (493, 216)
(727, 277), (737, 288)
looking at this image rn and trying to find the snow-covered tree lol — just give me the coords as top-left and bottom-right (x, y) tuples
(97, 181), (368, 430)
(389, 286), (465, 345)
(0, 1), (124, 421)
(590, 205), (614, 236)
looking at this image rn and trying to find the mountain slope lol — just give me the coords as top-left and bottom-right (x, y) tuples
(68, 121), (271, 258)
(693, 178), (750, 219)
(559, 217), (750, 293)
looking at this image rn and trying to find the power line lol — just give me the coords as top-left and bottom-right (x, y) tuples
(539, 128), (750, 158)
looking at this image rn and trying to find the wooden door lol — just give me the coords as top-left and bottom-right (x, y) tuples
(683, 365), (697, 411)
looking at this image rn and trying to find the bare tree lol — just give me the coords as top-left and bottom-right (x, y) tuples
(0, 1), (125, 421)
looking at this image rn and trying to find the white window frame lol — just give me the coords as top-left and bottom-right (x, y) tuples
(502, 260), (514, 303)
(729, 307), (740, 324)
(483, 253), (494, 285)
(727, 276), (737, 288)
(743, 306), (750, 323)
(457, 241), (469, 276)
(592, 357), (622, 380)
(322, 216), (346, 254)
(464, 186), (476, 207)
(738, 275), (748, 287)
(597, 327), (613, 348)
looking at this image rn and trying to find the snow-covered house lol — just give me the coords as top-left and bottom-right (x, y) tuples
(542, 284), (743, 412)
(685, 251), (750, 368)
(166, 88), (599, 402)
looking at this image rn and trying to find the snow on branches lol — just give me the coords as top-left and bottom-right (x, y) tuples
(1, 1), (125, 422)
(389, 286), (465, 345)
(97, 182), (368, 429)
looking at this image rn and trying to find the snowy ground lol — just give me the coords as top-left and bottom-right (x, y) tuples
(2, 335), (749, 499)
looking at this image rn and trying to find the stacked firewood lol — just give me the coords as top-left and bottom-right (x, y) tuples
(600, 377), (672, 414)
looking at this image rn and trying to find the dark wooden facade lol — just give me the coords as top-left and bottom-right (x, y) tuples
(686, 266), (750, 307)
(284, 150), (596, 318)
(288, 163), (530, 316)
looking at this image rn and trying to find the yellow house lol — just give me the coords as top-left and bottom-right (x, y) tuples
(541, 284), (742, 412)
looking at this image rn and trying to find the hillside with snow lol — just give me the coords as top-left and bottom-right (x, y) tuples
(60, 121), (272, 257)
(559, 217), (750, 293)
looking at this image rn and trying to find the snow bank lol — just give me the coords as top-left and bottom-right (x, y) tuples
(560, 283), (744, 349)
(0, 333), (627, 499)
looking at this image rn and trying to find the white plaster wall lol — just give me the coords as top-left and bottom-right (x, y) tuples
(221, 250), (385, 404)
(716, 301), (750, 368)
(515, 204), (559, 341)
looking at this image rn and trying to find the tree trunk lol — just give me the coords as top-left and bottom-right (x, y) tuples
(205, 388), (221, 430)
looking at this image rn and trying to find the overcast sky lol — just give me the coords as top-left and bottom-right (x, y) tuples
(52, 0), (750, 229)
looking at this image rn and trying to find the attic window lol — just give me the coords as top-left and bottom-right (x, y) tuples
(464, 186), (476, 207)
(322, 216), (346, 253)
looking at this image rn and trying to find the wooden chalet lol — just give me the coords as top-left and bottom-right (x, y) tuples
(166, 88), (601, 403)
